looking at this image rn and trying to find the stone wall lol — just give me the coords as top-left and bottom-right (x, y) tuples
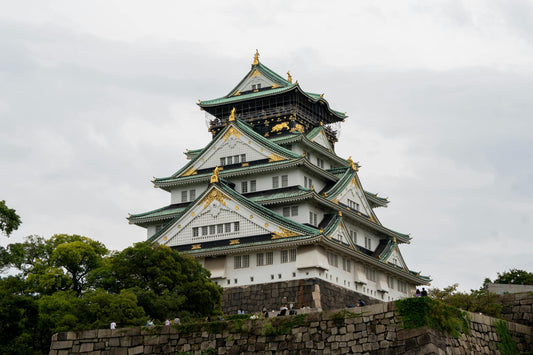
(488, 283), (533, 295)
(221, 278), (376, 314)
(498, 291), (533, 327)
(49, 302), (533, 355)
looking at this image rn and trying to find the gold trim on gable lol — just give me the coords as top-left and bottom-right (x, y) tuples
(229, 239), (240, 245)
(271, 227), (299, 239)
(201, 189), (228, 209)
(182, 167), (198, 177)
(223, 127), (241, 141)
(192, 244), (201, 250)
(268, 153), (285, 162)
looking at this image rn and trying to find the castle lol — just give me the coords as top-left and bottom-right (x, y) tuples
(128, 51), (429, 309)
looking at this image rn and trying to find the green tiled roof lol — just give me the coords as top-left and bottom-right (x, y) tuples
(247, 186), (312, 204)
(129, 205), (187, 223)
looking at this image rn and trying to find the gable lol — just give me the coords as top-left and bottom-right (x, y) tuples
(308, 128), (333, 151)
(152, 186), (308, 248)
(384, 246), (408, 270)
(178, 124), (292, 178)
(232, 69), (278, 94)
(327, 221), (352, 246)
(335, 177), (373, 217)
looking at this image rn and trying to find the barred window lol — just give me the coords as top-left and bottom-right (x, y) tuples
(217, 224), (224, 233)
(281, 250), (288, 263)
(227, 156), (233, 165)
(193, 227), (199, 237)
(242, 181), (248, 193)
(234, 155), (240, 164)
(209, 225), (216, 235)
(266, 252), (273, 265)
(225, 223), (231, 233)
(281, 175), (288, 187)
(272, 176), (279, 188)
(220, 157), (226, 166)
(291, 206), (298, 216)
(256, 253), (264, 266)
(289, 249), (296, 262)
(234, 256), (242, 269)
(250, 180), (256, 192)
(234, 222), (240, 232)
(189, 189), (196, 200)
(241, 154), (246, 162)
(242, 255), (249, 268)
(201, 226), (208, 236)
(181, 190), (188, 202)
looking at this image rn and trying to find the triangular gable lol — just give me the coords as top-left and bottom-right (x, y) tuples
(381, 242), (409, 270)
(326, 171), (375, 219)
(151, 183), (318, 249)
(165, 120), (300, 179)
(227, 62), (292, 97)
(306, 126), (333, 152)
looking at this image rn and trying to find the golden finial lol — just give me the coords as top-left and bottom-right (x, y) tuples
(347, 156), (357, 171)
(338, 211), (342, 216)
(287, 71), (292, 83)
(229, 107), (236, 121)
(198, 99), (202, 103)
(393, 237), (397, 243)
(210, 166), (220, 183)
(253, 49), (259, 65)
(320, 93), (324, 98)
(319, 229), (324, 233)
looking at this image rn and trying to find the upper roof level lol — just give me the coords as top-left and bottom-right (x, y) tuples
(199, 51), (347, 146)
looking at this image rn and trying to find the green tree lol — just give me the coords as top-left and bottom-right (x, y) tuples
(0, 200), (21, 237)
(493, 269), (533, 285)
(429, 283), (502, 317)
(100, 242), (223, 318)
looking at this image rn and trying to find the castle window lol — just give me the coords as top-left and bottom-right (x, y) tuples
(220, 157), (226, 166)
(281, 175), (288, 187)
(241, 154), (246, 162)
(304, 176), (313, 189)
(233, 155), (240, 164)
(227, 156), (233, 165)
(365, 266), (376, 281)
(348, 199), (359, 211)
(189, 189), (196, 200)
(272, 176), (279, 188)
(387, 276), (395, 289)
(209, 225), (216, 234)
(234, 255), (249, 269)
(250, 180), (256, 191)
(350, 230), (357, 244)
(202, 226), (208, 236)
(281, 250), (288, 263)
(309, 212), (318, 226)
(282, 206), (298, 217)
(266, 252), (273, 265)
(289, 249), (296, 262)
(234, 222), (240, 232)
(316, 157), (324, 168)
(256, 253), (264, 266)
(342, 258), (351, 272)
(181, 191), (188, 203)
(225, 223), (231, 233)
(217, 224), (224, 233)
(242, 254), (249, 267)
(242, 181), (248, 193)
(365, 236), (372, 250)
(193, 227), (199, 237)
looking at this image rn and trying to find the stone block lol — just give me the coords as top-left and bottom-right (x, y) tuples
(79, 342), (94, 352)
(128, 345), (144, 355)
(50, 341), (73, 350)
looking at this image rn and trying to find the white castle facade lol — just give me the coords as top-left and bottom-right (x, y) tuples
(129, 52), (429, 305)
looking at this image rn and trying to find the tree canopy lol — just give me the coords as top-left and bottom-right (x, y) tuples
(0, 235), (223, 355)
(0, 200), (21, 237)
(493, 269), (533, 285)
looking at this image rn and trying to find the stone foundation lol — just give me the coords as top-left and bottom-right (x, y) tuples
(49, 302), (533, 354)
(498, 291), (533, 327)
(221, 278), (377, 314)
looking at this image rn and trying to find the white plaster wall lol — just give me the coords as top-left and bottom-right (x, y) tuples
(170, 184), (206, 204)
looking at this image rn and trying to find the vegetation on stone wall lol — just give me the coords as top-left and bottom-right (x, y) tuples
(429, 282), (502, 317)
(0, 235), (222, 355)
(396, 296), (470, 338)
(494, 319), (520, 355)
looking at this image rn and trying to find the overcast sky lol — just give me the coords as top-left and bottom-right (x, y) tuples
(1, 1), (532, 292)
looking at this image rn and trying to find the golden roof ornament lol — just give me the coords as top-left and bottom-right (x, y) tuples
(347, 156), (357, 171)
(210, 166), (220, 183)
(287, 71), (292, 83)
(229, 107), (236, 121)
(253, 49), (259, 65)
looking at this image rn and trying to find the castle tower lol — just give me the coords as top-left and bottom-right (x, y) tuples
(128, 52), (430, 312)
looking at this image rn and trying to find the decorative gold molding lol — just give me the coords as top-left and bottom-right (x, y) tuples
(229, 107), (236, 121)
(271, 84), (280, 89)
(230, 239), (240, 245)
(251, 69), (261, 78)
(223, 127), (241, 141)
(271, 122), (289, 133)
(268, 153), (285, 162)
(201, 189), (228, 209)
(271, 227), (299, 239)
(233, 91), (241, 96)
(253, 49), (259, 65)
(192, 244), (201, 250)
(290, 123), (305, 133)
(182, 167), (198, 177)
(287, 71), (292, 83)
